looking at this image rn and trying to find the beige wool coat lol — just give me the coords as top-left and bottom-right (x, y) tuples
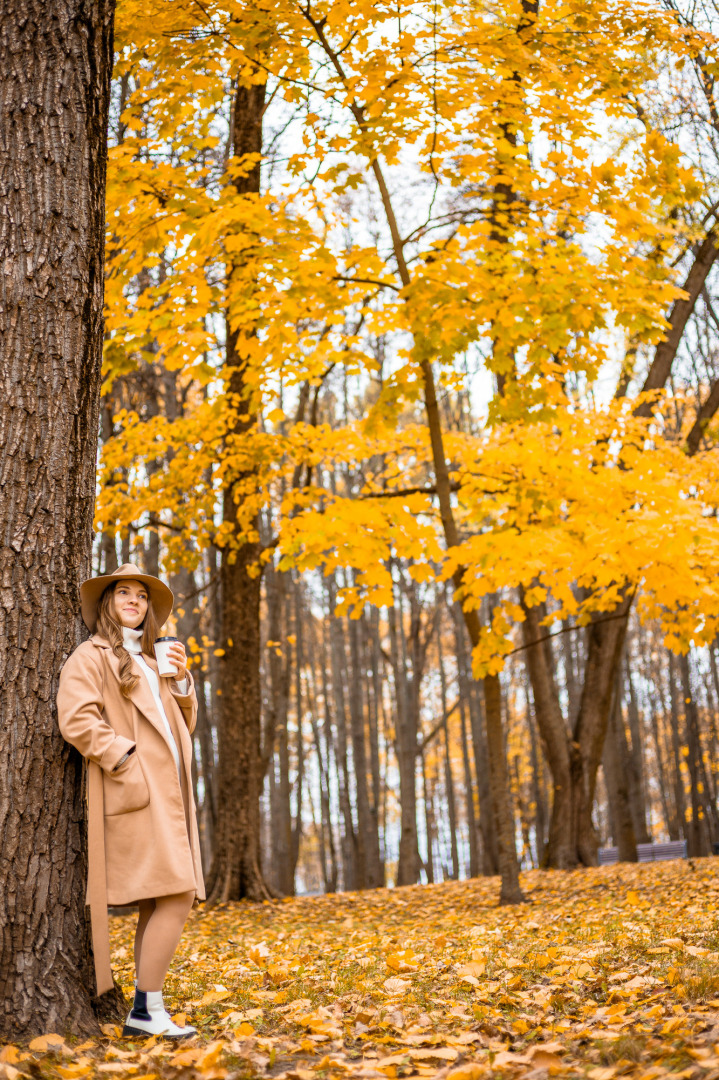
(57, 634), (205, 995)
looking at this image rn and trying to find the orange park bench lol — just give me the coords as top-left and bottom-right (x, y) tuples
(597, 840), (688, 865)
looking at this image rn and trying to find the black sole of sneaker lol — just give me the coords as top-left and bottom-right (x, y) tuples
(121, 1024), (195, 1039)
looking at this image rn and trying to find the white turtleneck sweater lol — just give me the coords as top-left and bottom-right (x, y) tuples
(123, 626), (185, 777)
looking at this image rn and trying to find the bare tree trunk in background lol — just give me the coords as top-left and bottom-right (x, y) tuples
(421, 755), (436, 883)
(451, 604), (499, 874)
(264, 559), (290, 894)
(327, 581), (358, 889)
(207, 80), (272, 902)
(649, 694), (676, 841)
(290, 579), (305, 886)
(602, 680), (637, 861)
(528, 713), (548, 866)
(679, 652), (713, 857)
(348, 612), (383, 887)
(459, 693), (480, 877)
(624, 663), (651, 844)
(306, 633), (337, 892)
(367, 608), (386, 882)
(438, 626), (460, 879)
(0, 0), (116, 1038)
(194, 661), (216, 870)
(668, 652), (688, 844)
(388, 590), (421, 886)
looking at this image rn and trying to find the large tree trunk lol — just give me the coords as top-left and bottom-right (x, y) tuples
(206, 80), (272, 902)
(0, 0), (116, 1039)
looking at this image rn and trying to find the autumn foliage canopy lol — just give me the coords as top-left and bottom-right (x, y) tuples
(99, 0), (719, 677)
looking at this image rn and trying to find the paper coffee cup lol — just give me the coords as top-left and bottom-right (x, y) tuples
(154, 636), (179, 676)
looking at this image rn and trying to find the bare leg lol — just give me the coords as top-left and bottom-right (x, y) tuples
(136, 891), (194, 992)
(134, 898), (156, 979)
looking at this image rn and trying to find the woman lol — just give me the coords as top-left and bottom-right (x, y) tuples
(58, 563), (205, 1039)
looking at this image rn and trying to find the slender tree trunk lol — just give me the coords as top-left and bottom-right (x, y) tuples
(649, 690), (677, 841)
(290, 578), (305, 887)
(195, 663), (217, 870)
(624, 661), (651, 843)
(265, 560), (290, 893)
(459, 693), (480, 877)
(701, 649), (719, 813)
(348, 614), (381, 886)
(206, 80), (271, 902)
(668, 652), (688, 843)
(421, 755), (435, 883)
(679, 652), (712, 857)
(276, 713), (293, 894)
(452, 604), (499, 874)
(308, 663), (337, 892)
(438, 627), (460, 879)
(602, 681), (637, 861)
(388, 594), (421, 886)
(0, 0), (117, 1038)
(367, 608), (385, 882)
(528, 712), (547, 866)
(327, 583), (358, 889)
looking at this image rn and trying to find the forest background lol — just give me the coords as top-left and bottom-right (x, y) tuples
(70, 0), (719, 903)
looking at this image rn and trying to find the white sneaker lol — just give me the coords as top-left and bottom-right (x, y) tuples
(123, 990), (196, 1039)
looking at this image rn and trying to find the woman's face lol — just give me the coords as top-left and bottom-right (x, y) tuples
(112, 580), (149, 629)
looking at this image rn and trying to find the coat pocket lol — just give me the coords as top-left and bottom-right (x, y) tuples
(103, 752), (150, 816)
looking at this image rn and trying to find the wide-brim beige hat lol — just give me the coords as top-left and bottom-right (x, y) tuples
(80, 563), (174, 632)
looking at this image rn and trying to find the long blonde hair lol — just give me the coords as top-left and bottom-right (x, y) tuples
(96, 583), (161, 698)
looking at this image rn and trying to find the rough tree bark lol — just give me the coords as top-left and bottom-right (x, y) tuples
(0, 0), (116, 1038)
(206, 79), (272, 902)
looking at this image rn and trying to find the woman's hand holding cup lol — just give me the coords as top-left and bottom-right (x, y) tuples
(154, 636), (188, 680)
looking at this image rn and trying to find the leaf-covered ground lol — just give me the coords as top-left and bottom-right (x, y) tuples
(7, 859), (719, 1080)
